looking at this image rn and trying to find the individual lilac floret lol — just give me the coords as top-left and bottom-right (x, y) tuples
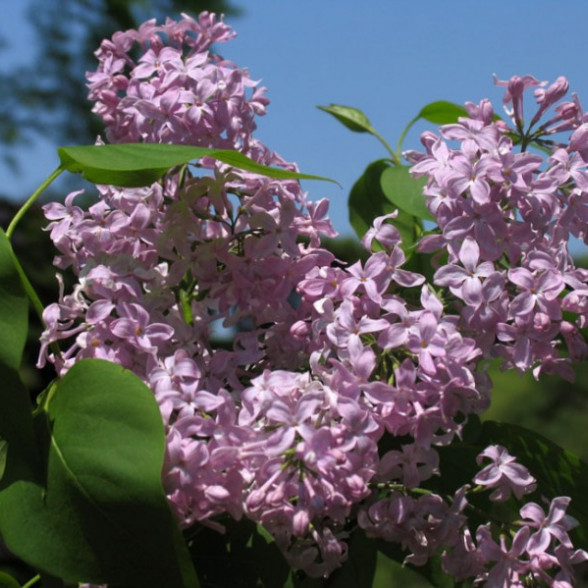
(473, 445), (536, 501)
(520, 496), (577, 555)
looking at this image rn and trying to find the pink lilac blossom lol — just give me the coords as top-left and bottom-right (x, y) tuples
(473, 445), (537, 501)
(38, 13), (587, 585)
(410, 75), (588, 382)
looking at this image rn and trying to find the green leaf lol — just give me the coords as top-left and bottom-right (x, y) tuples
(58, 143), (337, 187)
(0, 230), (36, 487)
(0, 229), (28, 371)
(188, 518), (290, 588)
(418, 100), (502, 125)
(380, 165), (435, 222)
(317, 104), (377, 134)
(376, 540), (454, 588)
(319, 104), (399, 163)
(417, 101), (470, 125)
(325, 529), (377, 588)
(0, 359), (198, 587)
(0, 369), (40, 500)
(0, 572), (21, 588)
(348, 160), (419, 255)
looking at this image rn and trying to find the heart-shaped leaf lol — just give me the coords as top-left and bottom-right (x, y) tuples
(380, 165), (435, 222)
(0, 359), (198, 587)
(348, 160), (420, 256)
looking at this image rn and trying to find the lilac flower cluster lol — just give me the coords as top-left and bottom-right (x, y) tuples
(40, 14), (587, 585)
(409, 75), (588, 380)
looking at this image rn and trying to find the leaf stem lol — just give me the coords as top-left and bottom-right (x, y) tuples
(6, 166), (64, 240)
(11, 254), (43, 321)
(21, 574), (41, 588)
(371, 129), (401, 165)
(10, 247), (61, 362)
(5, 167), (65, 360)
(396, 114), (421, 162)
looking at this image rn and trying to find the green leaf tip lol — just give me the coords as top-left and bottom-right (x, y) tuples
(318, 104), (376, 134)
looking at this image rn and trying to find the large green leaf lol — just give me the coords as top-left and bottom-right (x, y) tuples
(380, 165), (434, 222)
(58, 143), (337, 187)
(348, 159), (419, 255)
(0, 229), (28, 371)
(0, 359), (198, 587)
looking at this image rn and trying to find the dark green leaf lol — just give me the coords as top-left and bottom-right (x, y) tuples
(250, 524), (291, 588)
(349, 160), (419, 256)
(318, 104), (376, 134)
(418, 554), (456, 588)
(187, 518), (289, 588)
(0, 359), (198, 587)
(38, 575), (66, 588)
(0, 232), (33, 483)
(0, 363), (40, 488)
(0, 229), (28, 371)
(390, 209), (420, 258)
(417, 101), (470, 125)
(0, 572), (21, 588)
(380, 165), (435, 222)
(325, 529), (377, 588)
(375, 540), (454, 587)
(58, 143), (337, 187)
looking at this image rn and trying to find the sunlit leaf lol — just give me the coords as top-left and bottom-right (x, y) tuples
(380, 165), (435, 222)
(58, 143), (337, 187)
(317, 104), (376, 134)
(417, 101), (470, 125)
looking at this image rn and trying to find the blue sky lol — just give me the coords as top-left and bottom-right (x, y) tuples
(3, 0), (588, 252)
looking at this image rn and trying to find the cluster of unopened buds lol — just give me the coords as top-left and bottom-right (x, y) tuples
(41, 13), (588, 586)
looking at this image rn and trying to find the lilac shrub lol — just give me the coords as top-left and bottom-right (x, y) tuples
(39, 14), (587, 586)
